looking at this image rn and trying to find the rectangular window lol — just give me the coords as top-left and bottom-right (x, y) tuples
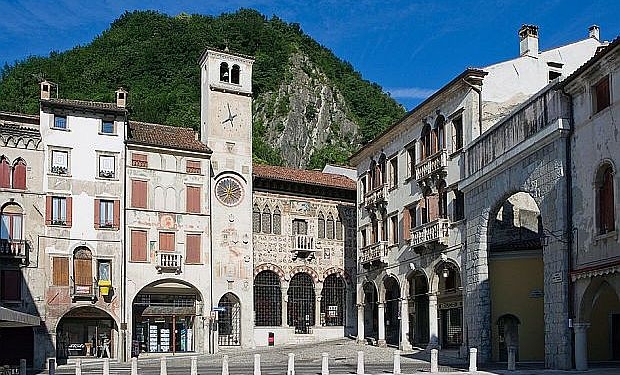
(593, 75), (611, 114)
(159, 232), (175, 252)
(381, 218), (388, 242)
(51, 197), (67, 225)
(389, 157), (398, 188)
(99, 155), (115, 178)
(453, 190), (465, 221)
(186, 160), (201, 174)
(130, 230), (147, 262)
(53, 116), (67, 129)
(390, 215), (398, 245)
(131, 153), (148, 168)
(131, 180), (147, 208)
(101, 121), (115, 134)
(186, 234), (201, 264)
(99, 200), (114, 228)
(186, 186), (201, 213)
(406, 146), (416, 179)
(453, 116), (463, 152)
(292, 219), (308, 235)
(1, 270), (21, 301)
(52, 257), (69, 286)
(51, 150), (69, 174)
(361, 230), (367, 248)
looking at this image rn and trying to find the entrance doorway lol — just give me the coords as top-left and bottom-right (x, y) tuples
(218, 293), (241, 346)
(384, 276), (400, 346)
(363, 282), (378, 340)
(409, 272), (429, 346)
(56, 307), (116, 360)
(288, 273), (315, 333)
(436, 263), (462, 349)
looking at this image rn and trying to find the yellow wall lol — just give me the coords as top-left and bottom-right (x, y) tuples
(490, 255), (544, 361)
(587, 284), (620, 361)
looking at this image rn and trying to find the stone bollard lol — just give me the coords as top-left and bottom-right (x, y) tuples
(48, 358), (56, 375)
(103, 357), (110, 375)
(131, 357), (138, 375)
(20, 359), (27, 375)
(191, 356), (198, 375)
(321, 352), (329, 375)
(356, 351), (364, 375)
(430, 348), (438, 373)
(507, 346), (516, 371)
(75, 358), (81, 375)
(287, 353), (295, 375)
(160, 357), (167, 375)
(469, 348), (477, 372)
(254, 353), (261, 375)
(393, 350), (401, 374)
(222, 354), (229, 375)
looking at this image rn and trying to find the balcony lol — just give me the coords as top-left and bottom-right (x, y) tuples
(409, 218), (450, 248)
(0, 239), (28, 263)
(360, 241), (389, 268)
(156, 252), (183, 274)
(363, 183), (388, 212)
(71, 277), (98, 302)
(291, 234), (316, 260)
(415, 150), (447, 185)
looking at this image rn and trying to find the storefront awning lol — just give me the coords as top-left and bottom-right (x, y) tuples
(0, 306), (41, 327)
(141, 306), (196, 317)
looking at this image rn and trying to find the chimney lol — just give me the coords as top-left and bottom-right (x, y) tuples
(115, 87), (128, 108)
(588, 25), (600, 40)
(40, 80), (51, 100)
(519, 25), (539, 57)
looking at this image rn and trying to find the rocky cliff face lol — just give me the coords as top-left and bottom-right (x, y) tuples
(254, 52), (360, 168)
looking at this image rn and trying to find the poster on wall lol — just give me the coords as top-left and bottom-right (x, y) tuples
(160, 328), (170, 351)
(149, 325), (158, 352)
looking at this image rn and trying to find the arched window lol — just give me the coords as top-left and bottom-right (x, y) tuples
(73, 247), (93, 295)
(421, 124), (432, 160)
(369, 160), (377, 189)
(317, 213), (325, 239)
(378, 154), (386, 187)
(321, 274), (346, 326)
(252, 204), (261, 233)
(0, 157), (10, 188)
(288, 273), (315, 328)
(254, 271), (282, 326)
(220, 62), (230, 82)
(0, 203), (23, 255)
(12, 159), (26, 190)
(326, 214), (335, 239)
(273, 207), (282, 235)
(335, 216), (343, 240)
(435, 115), (446, 151)
(596, 163), (615, 234)
(231, 65), (240, 84)
(262, 206), (272, 234)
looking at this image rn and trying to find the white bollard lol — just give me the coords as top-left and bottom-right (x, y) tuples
(222, 354), (229, 375)
(507, 346), (516, 371)
(191, 356), (198, 375)
(321, 352), (329, 375)
(469, 348), (477, 372)
(20, 359), (26, 375)
(74, 358), (81, 375)
(254, 353), (261, 375)
(393, 350), (401, 374)
(357, 351), (365, 375)
(430, 348), (438, 373)
(103, 357), (110, 375)
(287, 353), (295, 375)
(131, 357), (138, 375)
(160, 357), (167, 375)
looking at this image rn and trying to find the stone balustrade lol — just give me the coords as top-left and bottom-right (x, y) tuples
(156, 252), (183, 274)
(363, 183), (387, 208)
(415, 150), (447, 182)
(360, 241), (388, 266)
(409, 218), (450, 247)
(0, 239), (28, 261)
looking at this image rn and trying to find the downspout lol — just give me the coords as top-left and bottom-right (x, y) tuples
(209, 168), (214, 354)
(121, 110), (129, 362)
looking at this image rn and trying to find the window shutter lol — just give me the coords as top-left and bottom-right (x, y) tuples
(131, 180), (147, 208)
(74, 257), (92, 287)
(12, 160), (26, 189)
(94, 199), (100, 229)
(53, 257), (69, 286)
(45, 196), (52, 225)
(65, 197), (73, 227)
(113, 200), (120, 229)
(186, 186), (200, 213)
(131, 230), (147, 262)
(159, 232), (174, 252)
(403, 208), (411, 240)
(427, 195), (439, 222)
(0, 159), (10, 188)
(1, 270), (21, 300)
(186, 234), (201, 264)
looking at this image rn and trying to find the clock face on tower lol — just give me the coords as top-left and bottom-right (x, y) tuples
(215, 176), (244, 206)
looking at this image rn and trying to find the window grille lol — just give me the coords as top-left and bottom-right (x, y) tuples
(317, 213), (325, 238)
(254, 271), (282, 326)
(326, 214), (334, 239)
(252, 205), (261, 233)
(273, 207), (281, 235)
(218, 293), (241, 346)
(262, 207), (272, 233)
(287, 273), (315, 328)
(321, 274), (345, 326)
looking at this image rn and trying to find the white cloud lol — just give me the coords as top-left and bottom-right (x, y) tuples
(387, 87), (436, 99)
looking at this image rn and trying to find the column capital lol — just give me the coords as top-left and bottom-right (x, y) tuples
(573, 322), (590, 331)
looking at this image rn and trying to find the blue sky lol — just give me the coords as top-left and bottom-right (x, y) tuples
(1, 0), (619, 110)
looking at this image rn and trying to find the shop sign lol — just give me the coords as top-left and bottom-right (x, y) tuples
(327, 305), (338, 317)
(438, 300), (463, 310)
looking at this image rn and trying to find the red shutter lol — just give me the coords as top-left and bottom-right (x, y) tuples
(12, 160), (26, 189)
(1, 270), (21, 300)
(131, 230), (147, 262)
(427, 195), (439, 222)
(113, 200), (120, 229)
(53, 257), (69, 286)
(186, 186), (200, 213)
(94, 199), (100, 229)
(186, 234), (201, 264)
(45, 196), (52, 225)
(159, 232), (174, 252)
(0, 159), (10, 188)
(131, 180), (147, 208)
(66, 197), (73, 227)
(403, 208), (411, 240)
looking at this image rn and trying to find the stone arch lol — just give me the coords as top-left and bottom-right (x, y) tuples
(429, 257), (460, 293)
(323, 267), (350, 283)
(231, 64), (240, 84)
(578, 278), (620, 323)
(55, 306), (119, 360)
(289, 265), (319, 283)
(254, 263), (286, 281)
(379, 273), (400, 301)
(218, 292), (242, 346)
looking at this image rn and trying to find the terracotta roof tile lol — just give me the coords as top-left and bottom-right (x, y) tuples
(253, 164), (356, 190)
(128, 121), (211, 153)
(44, 98), (125, 113)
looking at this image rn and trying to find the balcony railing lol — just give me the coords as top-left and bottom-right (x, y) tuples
(409, 218), (450, 247)
(360, 241), (389, 267)
(363, 183), (388, 208)
(156, 252), (183, 274)
(0, 239), (28, 262)
(71, 277), (98, 302)
(415, 150), (447, 182)
(291, 234), (316, 260)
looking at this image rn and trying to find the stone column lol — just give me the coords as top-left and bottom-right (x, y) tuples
(282, 281), (289, 327)
(428, 294), (439, 348)
(315, 294), (323, 327)
(357, 304), (365, 344)
(400, 298), (412, 351)
(378, 302), (386, 347)
(574, 323), (590, 371)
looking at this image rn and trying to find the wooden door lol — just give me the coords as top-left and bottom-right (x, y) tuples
(73, 248), (92, 293)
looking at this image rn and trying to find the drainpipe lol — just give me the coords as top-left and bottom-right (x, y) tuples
(461, 79), (483, 137)
(121, 110), (129, 362)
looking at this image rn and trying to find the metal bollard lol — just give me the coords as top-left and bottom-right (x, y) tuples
(287, 353), (295, 375)
(20, 359), (26, 375)
(469, 348), (477, 372)
(430, 348), (438, 373)
(131, 357), (138, 375)
(393, 350), (401, 374)
(222, 354), (229, 375)
(191, 356), (198, 375)
(321, 352), (329, 375)
(75, 358), (81, 375)
(357, 351), (364, 375)
(48, 358), (56, 375)
(103, 357), (110, 375)
(254, 353), (261, 375)
(507, 346), (516, 371)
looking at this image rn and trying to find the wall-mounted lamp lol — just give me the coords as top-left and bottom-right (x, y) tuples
(442, 268), (449, 278)
(409, 263), (416, 271)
